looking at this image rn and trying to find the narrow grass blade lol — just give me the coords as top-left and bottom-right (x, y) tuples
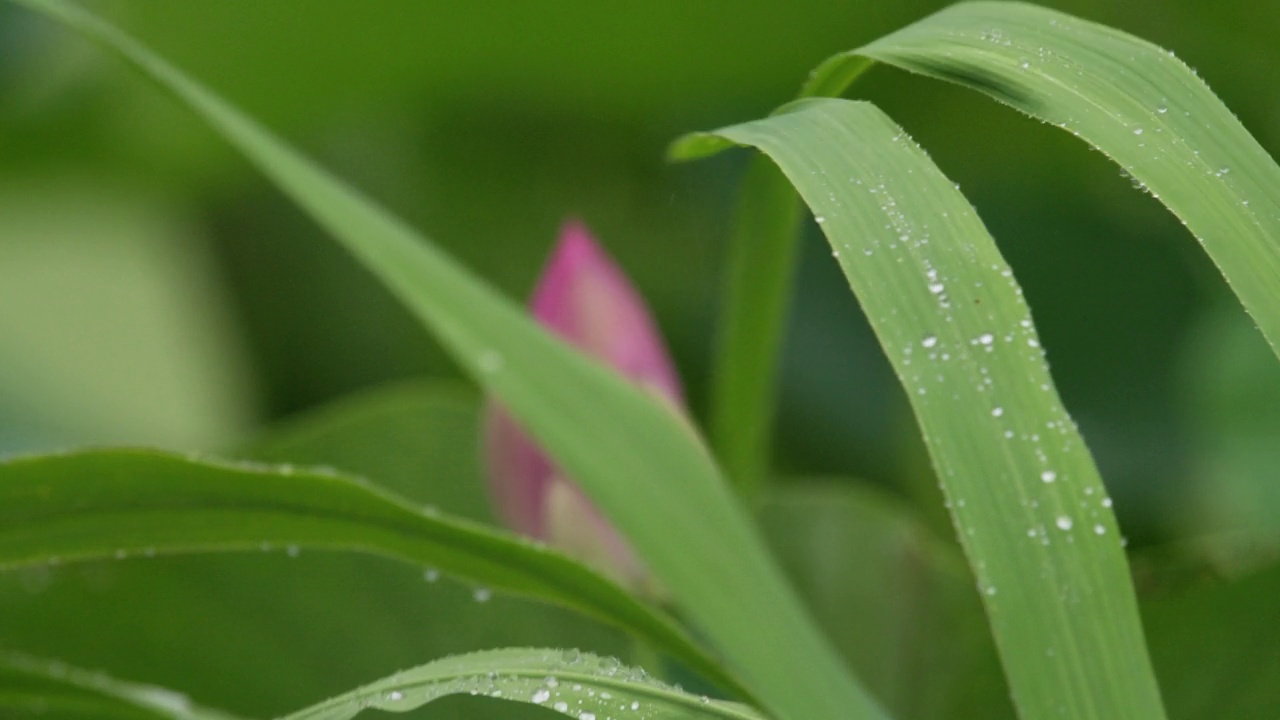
(810, 0), (1280, 361)
(708, 156), (804, 494)
(5, 2), (881, 718)
(0, 654), (242, 720)
(280, 648), (764, 720)
(0, 449), (740, 698)
(673, 98), (1166, 719)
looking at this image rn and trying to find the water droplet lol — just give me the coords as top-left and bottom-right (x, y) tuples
(1093, 524), (1107, 535)
(385, 691), (404, 702)
(580, 713), (597, 720)
(1102, 497), (1114, 508)
(631, 701), (641, 711)
(921, 335), (938, 349)
(473, 587), (492, 603)
(423, 568), (440, 582)
(815, 215), (827, 224)
(286, 544), (300, 557)
(928, 282), (946, 295)
(978, 332), (994, 345)
(1055, 515), (1074, 531)
(532, 689), (551, 704)
(1041, 470), (1057, 483)
(554, 702), (569, 713)
(561, 649), (581, 664)
(1157, 105), (1168, 114)
(992, 407), (1004, 417)
(985, 585), (998, 596)
(1132, 127), (1144, 135)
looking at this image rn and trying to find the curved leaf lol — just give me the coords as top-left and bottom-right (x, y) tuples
(5, 3), (878, 719)
(810, 1), (1280, 361)
(0, 449), (738, 699)
(673, 98), (1165, 719)
(280, 648), (763, 720)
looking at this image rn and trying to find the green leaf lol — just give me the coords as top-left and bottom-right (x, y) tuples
(0, 654), (241, 720)
(0, 384), (631, 718)
(809, 0), (1280, 362)
(7, 2), (876, 718)
(707, 157), (803, 495)
(0, 449), (736, 699)
(279, 648), (763, 720)
(673, 98), (1165, 719)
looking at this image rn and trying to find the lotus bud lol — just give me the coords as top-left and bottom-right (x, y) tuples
(483, 220), (683, 597)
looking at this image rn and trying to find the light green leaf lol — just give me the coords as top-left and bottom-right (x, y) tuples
(7, 2), (875, 718)
(809, 0), (1280, 361)
(0, 654), (241, 720)
(673, 98), (1165, 719)
(0, 449), (736, 699)
(280, 648), (762, 720)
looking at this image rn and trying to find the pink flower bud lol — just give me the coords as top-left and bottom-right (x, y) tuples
(483, 220), (683, 597)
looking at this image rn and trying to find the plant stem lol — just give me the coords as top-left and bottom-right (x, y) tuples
(708, 156), (803, 497)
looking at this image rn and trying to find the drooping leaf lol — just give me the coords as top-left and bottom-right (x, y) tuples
(673, 98), (1165, 719)
(0, 382), (630, 719)
(0, 449), (737, 699)
(6, 2), (875, 718)
(809, 1), (1280, 362)
(279, 648), (763, 720)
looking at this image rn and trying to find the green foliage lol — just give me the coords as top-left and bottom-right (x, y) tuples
(0, 448), (736, 700)
(281, 648), (763, 720)
(2, 2), (1279, 720)
(675, 97), (1164, 719)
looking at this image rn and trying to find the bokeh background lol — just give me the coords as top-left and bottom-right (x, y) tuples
(1, 1), (1278, 718)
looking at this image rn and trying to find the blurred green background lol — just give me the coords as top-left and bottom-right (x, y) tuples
(1, 1), (1278, 718)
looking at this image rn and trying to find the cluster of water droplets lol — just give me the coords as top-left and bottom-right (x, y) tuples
(356, 650), (696, 720)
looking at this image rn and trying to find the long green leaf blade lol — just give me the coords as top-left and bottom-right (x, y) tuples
(811, 0), (1280, 360)
(0, 449), (737, 698)
(4, 4), (878, 717)
(673, 98), (1166, 719)
(0, 654), (241, 720)
(280, 648), (764, 720)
